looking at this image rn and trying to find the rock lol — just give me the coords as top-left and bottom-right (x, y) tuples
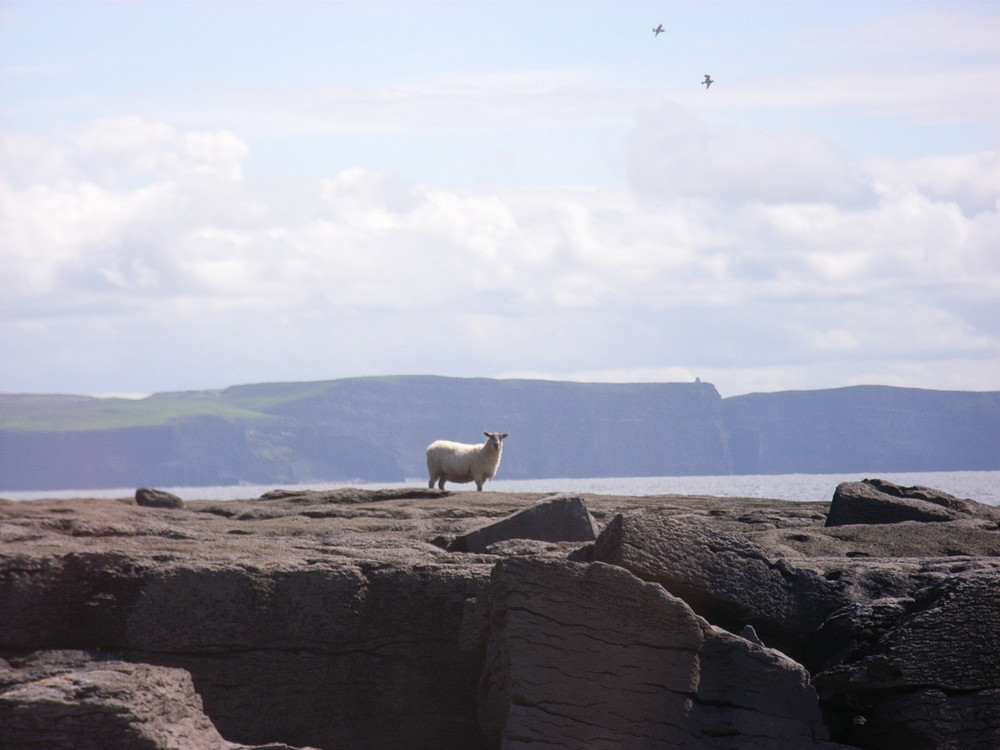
(825, 478), (995, 527)
(258, 487), (447, 503)
(135, 487), (184, 509)
(741, 624), (765, 646)
(447, 494), (600, 552)
(474, 558), (841, 749)
(590, 512), (850, 651)
(0, 494), (497, 750)
(0, 552), (490, 750)
(0, 651), (316, 750)
(585, 505), (1000, 749)
(3, 486), (999, 749)
(814, 567), (1000, 749)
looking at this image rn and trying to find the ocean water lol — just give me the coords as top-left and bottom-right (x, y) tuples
(4, 470), (998, 506)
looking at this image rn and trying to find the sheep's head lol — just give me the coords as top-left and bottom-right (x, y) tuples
(484, 431), (508, 450)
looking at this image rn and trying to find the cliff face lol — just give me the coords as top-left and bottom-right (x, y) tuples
(0, 377), (730, 490)
(259, 376), (729, 480)
(2, 482), (999, 749)
(1, 377), (998, 492)
(723, 385), (1000, 474)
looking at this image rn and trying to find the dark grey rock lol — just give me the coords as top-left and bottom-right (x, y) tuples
(0, 654), (250, 750)
(135, 487), (184, 509)
(448, 494), (600, 552)
(4, 487), (999, 750)
(590, 512), (849, 648)
(814, 567), (1000, 750)
(861, 688), (1000, 750)
(825, 478), (995, 526)
(741, 623), (765, 646)
(475, 558), (841, 749)
(0, 537), (491, 749)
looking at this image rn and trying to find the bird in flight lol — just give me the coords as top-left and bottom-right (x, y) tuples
(702, 74), (714, 88)
(652, 24), (665, 36)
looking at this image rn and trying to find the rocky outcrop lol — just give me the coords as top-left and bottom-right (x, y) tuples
(0, 651), (313, 750)
(471, 558), (839, 749)
(0, 494), (496, 750)
(814, 568), (1000, 749)
(135, 486), (184, 508)
(589, 512), (849, 648)
(447, 494), (599, 552)
(826, 478), (998, 526)
(1, 482), (999, 749)
(582, 489), (1000, 749)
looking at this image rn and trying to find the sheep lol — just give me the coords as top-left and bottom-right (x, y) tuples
(426, 432), (508, 491)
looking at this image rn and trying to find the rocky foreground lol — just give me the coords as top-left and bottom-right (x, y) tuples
(1, 480), (999, 749)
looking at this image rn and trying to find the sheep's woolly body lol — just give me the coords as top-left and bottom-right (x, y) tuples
(426, 432), (508, 491)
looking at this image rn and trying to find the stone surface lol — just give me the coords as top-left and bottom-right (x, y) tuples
(813, 567), (1000, 750)
(447, 494), (600, 552)
(0, 651), (314, 750)
(1, 483), (999, 750)
(0, 494), (497, 750)
(826, 478), (997, 526)
(135, 487), (185, 508)
(473, 558), (840, 749)
(590, 511), (851, 651)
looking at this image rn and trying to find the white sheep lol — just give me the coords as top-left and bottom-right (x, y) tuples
(426, 432), (508, 491)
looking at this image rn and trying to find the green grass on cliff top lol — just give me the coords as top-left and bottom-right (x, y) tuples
(0, 380), (339, 432)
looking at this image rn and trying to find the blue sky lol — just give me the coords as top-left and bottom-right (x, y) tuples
(2, 1), (998, 397)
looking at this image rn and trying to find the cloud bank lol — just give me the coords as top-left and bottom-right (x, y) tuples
(2, 107), (997, 397)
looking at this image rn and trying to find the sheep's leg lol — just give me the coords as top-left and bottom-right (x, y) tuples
(428, 476), (435, 489)
(475, 479), (484, 491)
(437, 478), (446, 490)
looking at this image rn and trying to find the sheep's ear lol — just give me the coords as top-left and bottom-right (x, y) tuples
(500, 433), (509, 439)
(484, 432), (490, 438)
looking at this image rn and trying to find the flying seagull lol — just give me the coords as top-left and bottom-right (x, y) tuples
(702, 74), (714, 88)
(652, 24), (664, 36)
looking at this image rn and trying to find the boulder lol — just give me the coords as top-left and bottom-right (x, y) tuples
(448, 494), (600, 552)
(825, 478), (996, 527)
(473, 558), (842, 749)
(0, 651), (317, 750)
(135, 487), (184, 509)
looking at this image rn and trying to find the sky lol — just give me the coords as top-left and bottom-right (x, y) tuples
(1, 1), (998, 399)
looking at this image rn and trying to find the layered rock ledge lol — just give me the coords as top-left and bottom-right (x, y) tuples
(1, 480), (998, 749)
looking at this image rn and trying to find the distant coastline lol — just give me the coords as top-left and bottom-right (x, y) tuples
(3, 377), (999, 492)
(4, 469), (998, 506)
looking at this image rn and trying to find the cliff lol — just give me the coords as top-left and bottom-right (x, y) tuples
(2, 480), (999, 748)
(1, 377), (998, 491)
(0, 377), (730, 490)
(724, 385), (1000, 474)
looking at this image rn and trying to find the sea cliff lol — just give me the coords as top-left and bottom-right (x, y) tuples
(3, 377), (999, 491)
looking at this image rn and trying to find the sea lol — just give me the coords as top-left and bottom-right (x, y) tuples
(3, 470), (998, 506)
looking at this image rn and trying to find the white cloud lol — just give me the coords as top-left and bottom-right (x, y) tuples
(1, 115), (998, 396)
(627, 102), (872, 207)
